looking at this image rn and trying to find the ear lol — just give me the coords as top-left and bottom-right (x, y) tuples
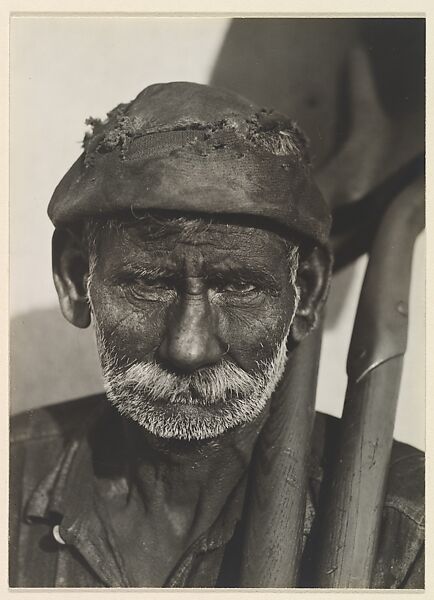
(52, 228), (91, 328)
(290, 245), (332, 343)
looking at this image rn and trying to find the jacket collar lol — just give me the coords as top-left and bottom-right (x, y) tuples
(24, 400), (131, 586)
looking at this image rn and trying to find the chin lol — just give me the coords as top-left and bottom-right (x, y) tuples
(106, 392), (270, 441)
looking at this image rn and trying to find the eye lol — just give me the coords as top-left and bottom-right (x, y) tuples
(122, 276), (177, 302)
(139, 278), (171, 289)
(218, 281), (257, 294)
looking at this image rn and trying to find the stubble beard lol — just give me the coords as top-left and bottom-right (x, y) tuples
(93, 324), (292, 441)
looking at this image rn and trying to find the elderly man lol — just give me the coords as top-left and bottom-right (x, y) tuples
(9, 82), (424, 588)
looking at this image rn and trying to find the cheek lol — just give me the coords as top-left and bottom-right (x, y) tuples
(90, 283), (169, 360)
(220, 294), (294, 370)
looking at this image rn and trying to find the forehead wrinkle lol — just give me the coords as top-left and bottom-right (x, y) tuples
(121, 248), (206, 277)
(118, 219), (288, 250)
(128, 236), (256, 255)
(109, 223), (289, 277)
(120, 243), (285, 279)
(124, 234), (285, 261)
(117, 247), (272, 283)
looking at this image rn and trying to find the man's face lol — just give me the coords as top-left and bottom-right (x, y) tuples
(86, 217), (300, 440)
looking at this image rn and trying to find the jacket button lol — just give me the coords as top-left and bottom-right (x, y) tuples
(52, 524), (66, 545)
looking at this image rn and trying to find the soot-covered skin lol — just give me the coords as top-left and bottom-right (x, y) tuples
(49, 216), (331, 585)
(51, 219), (303, 585)
(87, 222), (297, 375)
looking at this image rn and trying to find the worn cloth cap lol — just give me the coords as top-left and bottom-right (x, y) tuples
(48, 82), (331, 247)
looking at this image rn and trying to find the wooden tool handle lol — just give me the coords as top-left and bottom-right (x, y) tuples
(240, 323), (323, 587)
(314, 175), (424, 588)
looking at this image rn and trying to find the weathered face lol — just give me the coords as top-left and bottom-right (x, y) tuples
(85, 218), (300, 439)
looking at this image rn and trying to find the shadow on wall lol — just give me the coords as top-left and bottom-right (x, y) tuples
(211, 17), (425, 326)
(211, 18), (358, 169)
(211, 18), (424, 172)
(10, 307), (103, 414)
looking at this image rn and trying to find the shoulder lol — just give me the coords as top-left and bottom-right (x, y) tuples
(10, 393), (106, 445)
(385, 438), (424, 525)
(311, 412), (424, 524)
(311, 412), (424, 589)
(311, 411), (424, 523)
(9, 393), (108, 529)
(376, 439), (424, 588)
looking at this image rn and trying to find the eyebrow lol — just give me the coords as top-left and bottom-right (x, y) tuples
(205, 265), (280, 289)
(116, 262), (280, 289)
(115, 264), (178, 281)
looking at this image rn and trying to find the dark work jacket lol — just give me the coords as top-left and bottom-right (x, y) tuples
(9, 394), (425, 588)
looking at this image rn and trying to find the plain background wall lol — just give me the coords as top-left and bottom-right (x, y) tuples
(10, 16), (425, 450)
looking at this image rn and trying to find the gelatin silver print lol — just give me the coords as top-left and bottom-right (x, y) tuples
(9, 16), (425, 589)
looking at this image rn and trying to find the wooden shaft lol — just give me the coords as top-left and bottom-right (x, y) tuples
(239, 323), (323, 587)
(314, 176), (424, 588)
(315, 357), (403, 587)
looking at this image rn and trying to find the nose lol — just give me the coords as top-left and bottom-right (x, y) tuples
(158, 293), (225, 373)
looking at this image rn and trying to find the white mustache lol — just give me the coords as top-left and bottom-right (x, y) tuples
(94, 325), (291, 439)
(103, 355), (275, 407)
